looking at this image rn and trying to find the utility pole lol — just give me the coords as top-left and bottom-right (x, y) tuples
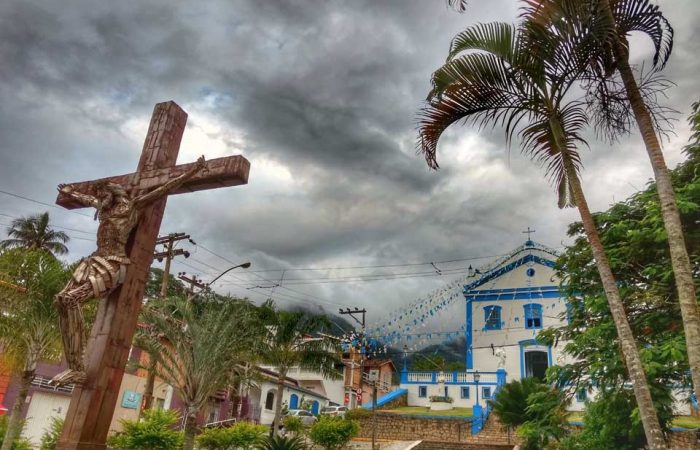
(154, 232), (191, 297)
(141, 232), (191, 415)
(339, 308), (367, 407)
(178, 272), (206, 298)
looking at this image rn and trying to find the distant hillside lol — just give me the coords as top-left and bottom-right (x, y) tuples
(386, 336), (467, 371)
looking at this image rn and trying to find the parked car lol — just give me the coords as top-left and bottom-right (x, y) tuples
(320, 405), (348, 417)
(285, 409), (317, 426)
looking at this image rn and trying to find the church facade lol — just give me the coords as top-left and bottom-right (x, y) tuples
(400, 240), (580, 410)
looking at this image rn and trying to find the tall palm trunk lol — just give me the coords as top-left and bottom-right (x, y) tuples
(562, 154), (668, 450)
(1, 363), (35, 450)
(182, 410), (198, 450)
(272, 372), (286, 435)
(139, 358), (157, 417)
(599, 0), (700, 403)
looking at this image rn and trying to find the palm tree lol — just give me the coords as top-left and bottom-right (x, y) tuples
(417, 21), (667, 448)
(522, 0), (700, 418)
(0, 212), (69, 255)
(136, 295), (260, 450)
(0, 249), (69, 450)
(257, 301), (342, 434)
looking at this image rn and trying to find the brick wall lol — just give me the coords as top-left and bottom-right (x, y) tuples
(414, 442), (513, 450)
(669, 429), (700, 450)
(356, 412), (516, 446)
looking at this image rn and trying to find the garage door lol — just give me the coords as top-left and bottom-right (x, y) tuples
(23, 391), (70, 446)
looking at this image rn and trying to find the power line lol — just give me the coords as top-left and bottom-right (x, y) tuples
(0, 188), (93, 218)
(0, 212), (95, 235)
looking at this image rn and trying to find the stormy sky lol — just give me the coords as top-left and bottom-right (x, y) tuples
(1, 0), (698, 328)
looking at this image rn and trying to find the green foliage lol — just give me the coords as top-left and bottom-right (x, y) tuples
(0, 248), (69, 372)
(490, 379), (568, 450)
(308, 416), (358, 450)
(0, 212), (69, 255)
(197, 422), (268, 450)
(282, 416), (304, 434)
(558, 389), (673, 450)
(136, 295), (260, 424)
(411, 354), (464, 372)
(344, 408), (371, 421)
(107, 409), (183, 450)
(255, 435), (307, 450)
(0, 417), (31, 450)
(541, 101), (700, 424)
(39, 417), (63, 450)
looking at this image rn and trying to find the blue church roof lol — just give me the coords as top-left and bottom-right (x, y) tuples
(463, 241), (559, 293)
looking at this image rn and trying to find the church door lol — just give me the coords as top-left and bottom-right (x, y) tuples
(524, 351), (548, 380)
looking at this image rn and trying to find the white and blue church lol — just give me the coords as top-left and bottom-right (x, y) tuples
(399, 239), (579, 412)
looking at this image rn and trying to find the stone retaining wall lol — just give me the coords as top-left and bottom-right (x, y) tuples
(357, 413), (473, 443)
(669, 429), (700, 449)
(414, 442), (514, 450)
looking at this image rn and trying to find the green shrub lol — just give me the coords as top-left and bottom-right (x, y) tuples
(197, 422), (268, 450)
(107, 409), (183, 450)
(344, 408), (371, 421)
(40, 417), (64, 450)
(256, 434), (306, 450)
(490, 379), (568, 450)
(282, 416), (304, 434)
(558, 389), (672, 450)
(0, 416), (31, 450)
(308, 416), (358, 450)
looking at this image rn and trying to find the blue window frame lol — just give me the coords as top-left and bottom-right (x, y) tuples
(484, 305), (502, 330)
(460, 387), (470, 399)
(418, 386), (427, 398)
(576, 389), (587, 402)
(524, 304), (543, 329)
(482, 387), (492, 399)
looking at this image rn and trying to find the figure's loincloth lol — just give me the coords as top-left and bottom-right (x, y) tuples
(72, 255), (130, 297)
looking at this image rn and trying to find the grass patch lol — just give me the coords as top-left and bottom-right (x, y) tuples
(672, 416), (700, 429)
(567, 412), (584, 423)
(380, 406), (473, 418)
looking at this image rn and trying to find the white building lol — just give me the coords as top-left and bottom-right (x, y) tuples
(398, 240), (694, 416)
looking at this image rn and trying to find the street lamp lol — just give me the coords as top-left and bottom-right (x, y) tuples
(207, 262), (252, 287)
(473, 370), (481, 407)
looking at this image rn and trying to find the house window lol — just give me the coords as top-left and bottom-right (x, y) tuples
(576, 389), (587, 402)
(524, 304), (543, 329)
(461, 387), (470, 399)
(418, 386), (427, 398)
(482, 387), (492, 399)
(444, 386), (449, 397)
(484, 306), (502, 330)
(265, 391), (275, 410)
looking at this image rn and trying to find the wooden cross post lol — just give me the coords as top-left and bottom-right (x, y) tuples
(55, 101), (250, 450)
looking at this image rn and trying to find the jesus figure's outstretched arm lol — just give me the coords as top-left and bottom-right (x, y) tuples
(133, 156), (206, 208)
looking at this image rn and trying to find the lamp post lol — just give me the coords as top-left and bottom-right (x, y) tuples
(473, 370), (483, 432)
(207, 262), (252, 286)
(473, 370), (481, 406)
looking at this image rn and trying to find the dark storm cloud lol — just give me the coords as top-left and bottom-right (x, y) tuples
(0, 0), (698, 318)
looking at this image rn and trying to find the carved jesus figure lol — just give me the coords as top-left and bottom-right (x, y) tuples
(51, 156), (206, 385)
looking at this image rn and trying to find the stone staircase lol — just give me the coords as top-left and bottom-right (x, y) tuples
(464, 414), (517, 447)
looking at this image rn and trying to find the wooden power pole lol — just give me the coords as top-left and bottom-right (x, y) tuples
(140, 232), (191, 413)
(178, 272), (206, 298)
(154, 232), (191, 297)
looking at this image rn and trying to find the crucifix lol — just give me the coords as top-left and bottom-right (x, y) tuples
(522, 227), (536, 241)
(53, 101), (250, 450)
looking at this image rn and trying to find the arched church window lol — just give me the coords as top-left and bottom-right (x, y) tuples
(484, 305), (502, 330)
(524, 304), (543, 329)
(265, 391), (275, 410)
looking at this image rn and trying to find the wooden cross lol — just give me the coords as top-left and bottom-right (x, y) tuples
(55, 101), (250, 450)
(522, 227), (536, 241)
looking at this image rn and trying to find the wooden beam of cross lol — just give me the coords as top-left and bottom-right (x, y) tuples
(55, 101), (250, 450)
